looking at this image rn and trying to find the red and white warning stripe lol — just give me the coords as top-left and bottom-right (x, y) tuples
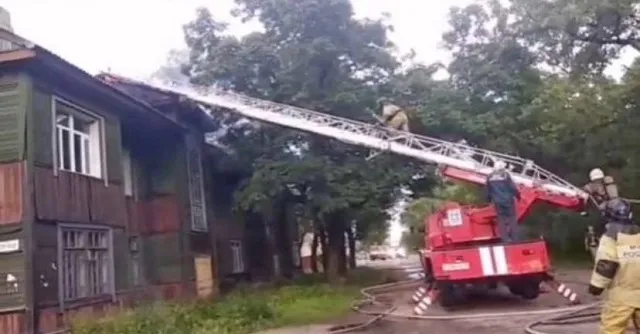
(411, 286), (427, 303)
(478, 245), (509, 276)
(556, 283), (578, 304)
(413, 290), (437, 315)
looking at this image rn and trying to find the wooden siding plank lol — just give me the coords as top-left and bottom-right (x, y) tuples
(34, 168), (93, 222)
(33, 223), (58, 306)
(31, 88), (53, 167)
(33, 246), (58, 305)
(0, 312), (24, 334)
(104, 117), (123, 184)
(125, 198), (146, 234)
(142, 196), (180, 235)
(88, 179), (126, 226)
(0, 75), (26, 163)
(33, 167), (56, 221)
(0, 162), (23, 225)
(142, 233), (182, 284)
(51, 171), (90, 223)
(0, 251), (25, 309)
(34, 167), (129, 226)
(113, 228), (131, 291)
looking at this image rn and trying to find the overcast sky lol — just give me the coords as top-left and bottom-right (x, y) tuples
(1, 0), (477, 80)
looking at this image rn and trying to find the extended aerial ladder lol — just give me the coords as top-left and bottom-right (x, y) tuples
(145, 79), (589, 202)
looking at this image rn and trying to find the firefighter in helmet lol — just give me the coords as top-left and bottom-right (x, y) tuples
(374, 97), (410, 132)
(583, 168), (620, 260)
(584, 168), (619, 212)
(588, 198), (640, 334)
(485, 160), (521, 243)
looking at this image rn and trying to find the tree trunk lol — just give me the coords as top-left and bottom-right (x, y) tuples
(311, 231), (319, 273)
(318, 224), (328, 273)
(326, 214), (347, 282)
(347, 223), (356, 269)
(338, 229), (347, 276)
(326, 223), (341, 282)
(277, 202), (294, 279)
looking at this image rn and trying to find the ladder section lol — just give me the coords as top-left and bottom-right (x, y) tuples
(147, 80), (588, 200)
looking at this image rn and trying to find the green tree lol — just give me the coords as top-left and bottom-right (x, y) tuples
(179, 1), (419, 281)
(509, 0), (640, 76)
(434, 0), (640, 256)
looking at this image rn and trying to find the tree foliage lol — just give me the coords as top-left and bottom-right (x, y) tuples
(170, 0), (640, 273)
(178, 0), (428, 280)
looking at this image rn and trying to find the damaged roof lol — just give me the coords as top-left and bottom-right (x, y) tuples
(97, 72), (218, 132)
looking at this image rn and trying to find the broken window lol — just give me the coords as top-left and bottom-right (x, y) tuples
(59, 226), (113, 301)
(55, 100), (103, 178)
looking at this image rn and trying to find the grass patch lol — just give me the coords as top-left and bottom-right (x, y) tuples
(71, 267), (393, 334)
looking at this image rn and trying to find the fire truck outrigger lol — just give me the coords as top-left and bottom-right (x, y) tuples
(125, 78), (589, 315)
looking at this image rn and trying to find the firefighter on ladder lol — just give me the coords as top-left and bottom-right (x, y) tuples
(588, 198), (640, 334)
(374, 98), (410, 132)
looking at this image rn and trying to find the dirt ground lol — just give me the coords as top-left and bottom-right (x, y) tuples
(255, 259), (630, 334)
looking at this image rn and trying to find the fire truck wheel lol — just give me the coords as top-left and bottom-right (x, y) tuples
(437, 283), (456, 308)
(508, 282), (540, 300)
(422, 259), (435, 283)
(518, 282), (540, 300)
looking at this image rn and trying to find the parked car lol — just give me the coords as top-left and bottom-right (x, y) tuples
(368, 248), (391, 260)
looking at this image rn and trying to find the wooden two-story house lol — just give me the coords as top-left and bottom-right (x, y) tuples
(0, 27), (230, 334)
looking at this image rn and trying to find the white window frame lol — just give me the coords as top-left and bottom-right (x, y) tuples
(57, 224), (115, 305)
(52, 97), (105, 179)
(230, 240), (245, 274)
(122, 147), (134, 197)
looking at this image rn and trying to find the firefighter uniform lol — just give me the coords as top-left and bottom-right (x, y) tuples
(380, 102), (409, 132)
(486, 160), (521, 242)
(583, 168), (619, 212)
(588, 199), (640, 334)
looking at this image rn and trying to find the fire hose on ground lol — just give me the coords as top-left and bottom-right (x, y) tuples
(327, 267), (615, 334)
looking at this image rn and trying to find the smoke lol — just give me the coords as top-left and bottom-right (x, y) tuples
(146, 74), (261, 155)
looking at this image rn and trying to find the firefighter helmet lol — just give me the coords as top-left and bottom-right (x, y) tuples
(494, 160), (507, 170)
(589, 168), (605, 181)
(377, 97), (391, 106)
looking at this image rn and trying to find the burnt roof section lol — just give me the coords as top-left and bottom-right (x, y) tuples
(97, 73), (218, 132)
(0, 28), (186, 133)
